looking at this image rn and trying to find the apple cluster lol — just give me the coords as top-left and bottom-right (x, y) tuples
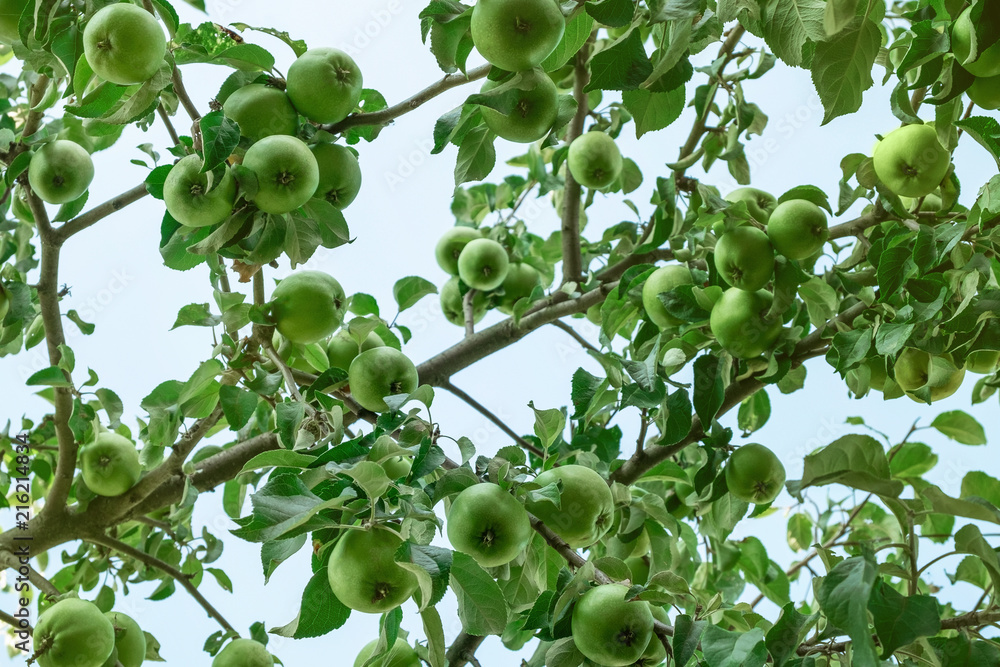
(32, 598), (146, 667)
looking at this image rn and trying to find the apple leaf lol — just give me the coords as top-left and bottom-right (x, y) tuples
(692, 354), (724, 427)
(816, 554), (880, 667)
(931, 410), (987, 445)
(586, 29), (653, 92)
(765, 603), (814, 667)
(761, 0), (826, 68)
(621, 87), (685, 138)
(420, 607), (446, 667)
(396, 543), (452, 610)
(454, 124), (496, 184)
(393, 276), (437, 313)
(789, 434), (904, 498)
(811, 16), (880, 124)
(867, 580), (941, 657)
(230, 23), (308, 58)
(541, 11), (594, 71)
(700, 626), (768, 667)
(271, 568), (350, 639)
(170, 303), (222, 329)
(956, 117), (1000, 170)
(200, 111), (240, 172)
(26, 366), (72, 388)
(449, 552), (510, 635)
(673, 614), (707, 667)
(585, 0), (634, 28)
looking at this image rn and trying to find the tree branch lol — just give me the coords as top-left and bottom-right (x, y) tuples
(325, 64), (491, 134)
(0, 549), (60, 598)
(550, 319), (601, 355)
(84, 533), (238, 636)
(560, 33), (594, 285)
(462, 288), (477, 337)
(439, 381), (544, 458)
(54, 184), (150, 243)
(0, 609), (31, 634)
(445, 633), (486, 667)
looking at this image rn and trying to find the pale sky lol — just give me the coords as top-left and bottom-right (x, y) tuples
(3, 1), (999, 664)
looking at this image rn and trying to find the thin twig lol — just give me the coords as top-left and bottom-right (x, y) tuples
(157, 105), (181, 146)
(462, 288), (477, 338)
(54, 184), (149, 242)
(440, 380), (544, 458)
(325, 64), (491, 134)
(550, 319), (601, 355)
(85, 533), (238, 636)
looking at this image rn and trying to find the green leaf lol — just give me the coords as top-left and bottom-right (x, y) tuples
(816, 554), (879, 667)
(219, 385), (257, 431)
(239, 450), (316, 474)
(171, 303), (221, 329)
(261, 535), (307, 584)
(199, 111), (240, 172)
(762, 0), (827, 68)
(889, 441), (937, 478)
(586, 29), (653, 92)
(64, 81), (128, 118)
(229, 23), (308, 57)
(867, 580), (940, 657)
(824, 0), (858, 36)
(956, 116), (1000, 170)
(931, 410), (987, 445)
(541, 11), (594, 71)
(790, 434), (904, 498)
(393, 276), (438, 313)
(701, 626), (768, 667)
(230, 473), (356, 543)
(811, 17), (880, 124)
(270, 568), (350, 639)
(692, 355), (724, 427)
(275, 401), (305, 448)
(454, 124), (496, 185)
(585, 0), (634, 28)
(923, 484), (1000, 525)
(420, 606), (446, 667)
(927, 635), (1000, 667)
(95, 388), (124, 428)
(766, 602), (812, 667)
(530, 402), (565, 451)
(621, 87), (685, 138)
(954, 524), (1000, 595)
(449, 551), (510, 635)
(344, 460), (392, 501)
(961, 471), (1000, 507)
(672, 614), (706, 667)
(396, 543), (453, 610)
(737, 389), (771, 434)
(26, 366), (72, 388)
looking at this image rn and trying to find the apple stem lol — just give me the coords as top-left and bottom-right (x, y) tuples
(26, 635), (53, 665)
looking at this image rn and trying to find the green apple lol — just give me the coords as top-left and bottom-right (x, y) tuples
(625, 556), (650, 585)
(953, 7), (1000, 78)
(0, 0), (29, 44)
(470, 0), (565, 72)
(714, 226), (774, 291)
(899, 193), (944, 213)
(163, 155), (237, 228)
(327, 329), (384, 370)
(480, 69), (559, 143)
(286, 48), (363, 124)
(311, 143), (363, 209)
(968, 74), (1000, 109)
(327, 527), (418, 613)
(873, 124), (951, 198)
(966, 350), (1000, 374)
(34, 598), (115, 667)
(766, 199), (829, 260)
(724, 187), (777, 223)
(242, 135), (320, 214)
(567, 131), (623, 189)
(348, 347), (419, 412)
(223, 84), (298, 141)
(212, 638), (273, 667)
(354, 638), (420, 667)
(709, 288), (782, 359)
(457, 238), (510, 291)
(525, 464), (614, 548)
(641, 265), (694, 328)
(725, 443), (785, 504)
(83, 3), (166, 85)
(497, 262), (543, 313)
(28, 140), (95, 204)
(435, 227), (483, 275)
(81, 432), (142, 497)
(895, 348), (967, 401)
(571, 584), (654, 666)
(271, 271), (346, 344)
(381, 455), (412, 480)
(102, 612), (145, 667)
(440, 276), (487, 326)
(447, 482), (532, 567)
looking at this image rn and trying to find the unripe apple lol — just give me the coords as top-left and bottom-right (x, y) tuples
(327, 329), (384, 370)
(34, 598), (115, 667)
(348, 347), (419, 412)
(270, 271), (346, 345)
(327, 527), (417, 613)
(480, 69), (559, 144)
(714, 226), (774, 291)
(102, 612), (145, 667)
(83, 4), (166, 85)
(80, 432), (142, 497)
(571, 584), (654, 666)
(440, 276), (487, 326)
(497, 262), (543, 313)
(709, 288), (782, 359)
(968, 74), (1000, 110)
(767, 199), (829, 260)
(966, 350), (1000, 374)
(568, 131), (623, 189)
(212, 638), (273, 667)
(354, 638), (420, 667)
(286, 48), (363, 124)
(242, 135), (320, 214)
(28, 140), (95, 204)
(457, 238), (510, 291)
(311, 143), (362, 209)
(470, 0), (565, 72)
(725, 443), (785, 504)
(163, 155), (237, 228)
(873, 124), (951, 198)
(724, 187), (777, 223)
(223, 84), (298, 141)
(435, 227), (483, 275)
(641, 265), (694, 328)
(952, 7), (1000, 78)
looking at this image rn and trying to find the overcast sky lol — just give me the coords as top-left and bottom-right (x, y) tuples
(3, 1), (1000, 664)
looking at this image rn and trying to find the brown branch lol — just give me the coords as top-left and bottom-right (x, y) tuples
(0, 549), (60, 598)
(84, 533), (238, 636)
(439, 381), (544, 458)
(171, 68), (202, 151)
(157, 105), (181, 146)
(462, 288), (477, 338)
(325, 64), (491, 134)
(445, 633), (486, 667)
(560, 33), (595, 285)
(0, 609), (31, 634)
(54, 184), (149, 242)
